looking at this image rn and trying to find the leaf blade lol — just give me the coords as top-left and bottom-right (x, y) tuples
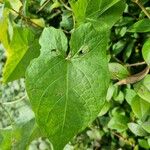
(26, 24), (110, 149)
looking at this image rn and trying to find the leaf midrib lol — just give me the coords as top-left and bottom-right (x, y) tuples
(61, 62), (69, 135)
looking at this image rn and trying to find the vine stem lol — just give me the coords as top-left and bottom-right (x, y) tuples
(132, 0), (150, 19)
(37, 0), (51, 13)
(2, 95), (27, 105)
(126, 61), (146, 67)
(10, 8), (42, 28)
(59, 0), (72, 11)
(116, 65), (149, 85)
(112, 131), (135, 147)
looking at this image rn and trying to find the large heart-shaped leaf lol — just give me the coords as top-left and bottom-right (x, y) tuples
(26, 23), (110, 149)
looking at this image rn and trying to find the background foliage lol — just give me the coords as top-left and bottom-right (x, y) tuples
(0, 0), (150, 149)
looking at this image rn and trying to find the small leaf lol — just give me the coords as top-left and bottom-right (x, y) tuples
(138, 139), (150, 149)
(125, 88), (137, 105)
(131, 95), (150, 119)
(30, 18), (45, 28)
(113, 91), (124, 103)
(98, 102), (111, 116)
(123, 40), (135, 62)
(112, 40), (127, 55)
(128, 19), (150, 33)
(142, 38), (150, 65)
(142, 121), (150, 133)
(108, 63), (130, 80)
(60, 10), (73, 30)
(128, 123), (148, 136)
(134, 75), (150, 103)
(26, 23), (110, 149)
(106, 84), (116, 101)
(108, 114), (128, 132)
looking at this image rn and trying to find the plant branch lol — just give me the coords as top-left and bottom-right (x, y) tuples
(111, 55), (124, 65)
(2, 95), (27, 105)
(10, 8), (42, 28)
(59, 0), (72, 11)
(126, 61), (146, 67)
(132, 0), (150, 19)
(37, 0), (51, 13)
(112, 131), (135, 147)
(116, 65), (149, 85)
(0, 1), (42, 28)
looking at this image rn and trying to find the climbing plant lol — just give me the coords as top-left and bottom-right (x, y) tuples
(0, 0), (150, 149)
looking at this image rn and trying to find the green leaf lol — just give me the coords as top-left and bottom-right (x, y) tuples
(148, 138), (150, 147)
(128, 123), (148, 136)
(4, 0), (22, 12)
(11, 119), (36, 149)
(108, 114), (128, 132)
(108, 62), (130, 80)
(123, 40), (135, 62)
(3, 26), (40, 83)
(134, 75), (150, 103)
(106, 84), (116, 101)
(138, 139), (150, 149)
(113, 91), (124, 103)
(0, 127), (12, 150)
(112, 40), (127, 55)
(60, 10), (73, 30)
(70, 0), (125, 29)
(98, 102), (111, 117)
(131, 95), (150, 119)
(125, 88), (137, 105)
(26, 23), (110, 149)
(142, 120), (150, 133)
(128, 19), (150, 33)
(0, 101), (42, 149)
(142, 38), (150, 65)
(0, 8), (10, 49)
(0, 119), (39, 150)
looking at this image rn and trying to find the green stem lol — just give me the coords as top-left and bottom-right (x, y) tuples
(2, 95), (27, 105)
(37, 0), (51, 13)
(59, 0), (72, 11)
